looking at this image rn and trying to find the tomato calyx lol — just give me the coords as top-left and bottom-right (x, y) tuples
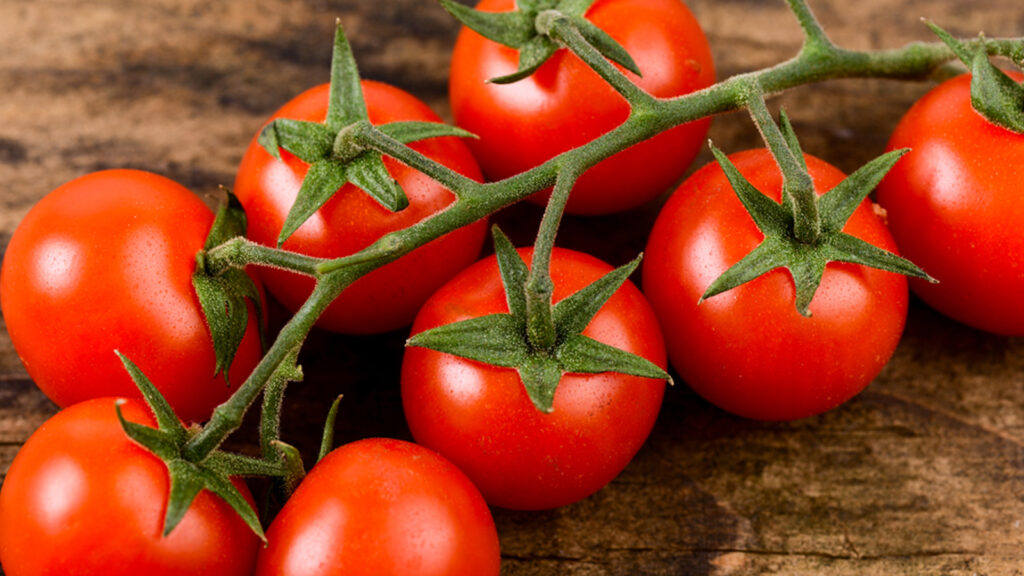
(192, 189), (267, 381)
(113, 352), (292, 541)
(407, 226), (669, 413)
(256, 22), (473, 245)
(926, 21), (1024, 133)
(703, 96), (934, 317)
(440, 0), (640, 84)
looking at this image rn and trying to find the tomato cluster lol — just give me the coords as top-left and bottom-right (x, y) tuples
(1, 1), (1021, 574)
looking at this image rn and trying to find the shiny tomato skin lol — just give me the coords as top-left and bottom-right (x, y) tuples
(449, 0), (715, 215)
(0, 398), (260, 576)
(234, 80), (487, 334)
(402, 247), (667, 510)
(876, 73), (1024, 336)
(0, 170), (263, 423)
(643, 150), (908, 421)
(255, 438), (501, 576)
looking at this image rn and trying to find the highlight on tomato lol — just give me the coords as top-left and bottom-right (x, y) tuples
(254, 438), (501, 576)
(0, 398), (261, 576)
(0, 169), (264, 423)
(446, 0), (715, 215)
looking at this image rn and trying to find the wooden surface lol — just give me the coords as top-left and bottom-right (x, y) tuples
(1, 0), (1023, 574)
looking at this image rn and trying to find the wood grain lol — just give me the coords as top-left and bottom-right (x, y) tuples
(2, 1), (1023, 574)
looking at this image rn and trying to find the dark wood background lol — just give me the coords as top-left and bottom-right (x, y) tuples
(2, 1), (1023, 574)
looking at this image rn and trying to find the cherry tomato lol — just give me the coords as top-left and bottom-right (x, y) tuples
(0, 398), (260, 576)
(402, 247), (666, 510)
(254, 437), (500, 576)
(448, 0), (715, 215)
(234, 80), (487, 334)
(876, 73), (1024, 336)
(643, 149), (908, 421)
(0, 169), (263, 423)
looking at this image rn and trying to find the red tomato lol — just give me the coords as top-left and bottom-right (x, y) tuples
(401, 247), (666, 510)
(448, 0), (715, 215)
(254, 438), (500, 576)
(0, 170), (263, 423)
(234, 80), (487, 334)
(643, 150), (909, 421)
(876, 73), (1024, 336)
(0, 398), (260, 576)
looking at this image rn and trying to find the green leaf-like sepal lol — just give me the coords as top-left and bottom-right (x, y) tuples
(557, 334), (669, 381)
(194, 191), (265, 378)
(319, 396), (344, 463)
(440, 0), (536, 48)
(408, 227), (668, 413)
(517, 355), (563, 413)
(114, 353), (268, 541)
(408, 314), (531, 368)
(442, 0), (637, 84)
(490, 36), (559, 84)
(552, 255), (640, 338)
(703, 135), (933, 316)
(278, 160), (349, 246)
(570, 15), (641, 76)
(258, 119), (334, 163)
(378, 121), (478, 143)
(347, 153), (409, 212)
(928, 21), (1024, 133)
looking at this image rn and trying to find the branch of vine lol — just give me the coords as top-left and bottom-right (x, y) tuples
(190, 0), (1024, 458)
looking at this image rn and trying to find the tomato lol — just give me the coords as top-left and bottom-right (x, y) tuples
(0, 398), (260, 576)
(0, 169), (263, 423)
(401, 247), (666, 510)
(876, 73), (1024, 336)
(234, 80), (487, 334)
(254, 438), (500, 576)
(448, 0), (715, 215)
(642, 149), (909, 421)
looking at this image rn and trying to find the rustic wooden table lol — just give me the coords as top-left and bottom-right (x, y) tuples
(1, 0), (1022, 574)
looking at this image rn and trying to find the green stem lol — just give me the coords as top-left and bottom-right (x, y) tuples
(745, 92), (820, 244)
(184, 281), (337, 461)
(540, 10), (656, 109)
(187, 23), (1024, 459)
(785, 0), (834, 52)
(525, 168), (580, 351)
(205, 236), (325, 277)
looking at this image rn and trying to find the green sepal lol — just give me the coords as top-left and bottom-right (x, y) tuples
(928, 21), (1024, 133)
(493, 225), (530, 318)
(407, 226), (668, 413)
(326, 21), (368, 131)
(114, 353), (267, 541)
(115, 352), (187, 441)
(319, 395), (344, 463)
(378, 121), (478, 143)
(558, 334), (668, 381)
(440, 0), (535, 48)
(570, 15), (641, 76)
(278, 159), (349, 246)
(517, 355), (563, 413)
(162, 458), (265, 541)
(407, 314), (530, 368)
(193, 191), (265, 379)
(552, 254), (640, 338)
(703, 134), (933, 317)
(347, 152), (409, 212)
(442, 0), (637, 84)
(490, 36), (558, 85)
(258, 119), (334, 163)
